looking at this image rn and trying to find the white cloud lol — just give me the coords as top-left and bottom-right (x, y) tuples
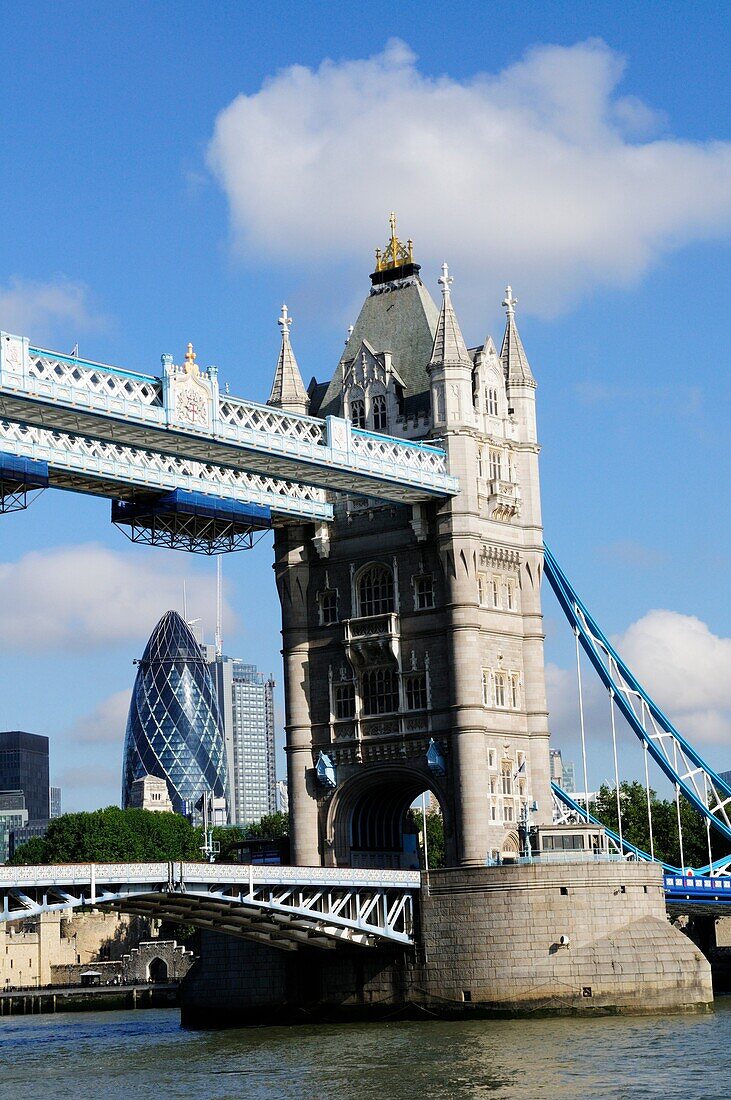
(0, 543), (235, 654)
(208, 38), (731, 318)
(615, 610), (731, 745)
(68, 689), (131, 746)
(546, 609), (731, 789)
(0, 276), (106, 343)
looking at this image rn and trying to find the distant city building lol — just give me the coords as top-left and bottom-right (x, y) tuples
(49, 787), (61, 819)
(0, 732), (50, 820)
(276, 780), (289, 815)
(562, 761), (577, 794)
(549, 749), (563, 786)
(127, 774), (174, 814)
(10, 819), (49, 859)
(720, 770), (731, 788)
(0, 792), (28, 863)
(122, 611), (228, 818)
(208, 656), (276, 826)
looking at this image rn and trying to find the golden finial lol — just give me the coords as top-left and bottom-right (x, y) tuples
(375, 213), (415, 273)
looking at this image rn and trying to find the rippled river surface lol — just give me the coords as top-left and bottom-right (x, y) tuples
(2, 1001), (731, 1100)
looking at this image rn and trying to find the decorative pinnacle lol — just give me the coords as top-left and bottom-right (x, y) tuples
(183, 342), (199, 375)
(278, 303), (293, 336)
(438, 262), (454, 297)
(503, 286), (518, 316)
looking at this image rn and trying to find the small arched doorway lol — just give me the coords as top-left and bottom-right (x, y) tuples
(328, 766), (450, 869)
(148, 957), (168, 983)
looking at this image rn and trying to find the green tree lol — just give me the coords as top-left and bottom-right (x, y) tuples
(407, 808), (445, 869)
(243, 812), (290, 841)
(593, 781), (729, 869)
(9, 807), (200, 865)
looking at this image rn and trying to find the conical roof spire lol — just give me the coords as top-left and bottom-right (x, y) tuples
(428, 263), (471, 369)
(500, 286), (534, 386)
(267, 304), (310, 414)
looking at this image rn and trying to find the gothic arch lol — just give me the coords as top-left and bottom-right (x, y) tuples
(326, 764), (450, 868)
(148, 957), (169, 983)
(354, 561), (394, 617)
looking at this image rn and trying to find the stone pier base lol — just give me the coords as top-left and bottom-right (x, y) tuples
(180, 862), (712, 1028)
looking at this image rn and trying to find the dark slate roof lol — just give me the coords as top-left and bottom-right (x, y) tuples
(312, 278), (440, 420)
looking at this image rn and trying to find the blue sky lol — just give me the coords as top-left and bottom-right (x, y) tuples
(1, 1), (730, 810)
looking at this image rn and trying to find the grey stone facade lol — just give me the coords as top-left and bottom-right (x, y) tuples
(270, 229), (551, 868)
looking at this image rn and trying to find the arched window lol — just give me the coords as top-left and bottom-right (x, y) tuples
(357, 564), (394, 617)
(351, 399), (366, 429)
(362, 667), (400, 715)
(372, 394), (387, 431)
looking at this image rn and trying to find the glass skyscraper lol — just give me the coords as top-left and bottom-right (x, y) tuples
(208, 657), (276, 826)
(122, 611), (228, 816)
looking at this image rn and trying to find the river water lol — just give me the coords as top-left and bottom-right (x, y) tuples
(1, 1002), (730, 1100)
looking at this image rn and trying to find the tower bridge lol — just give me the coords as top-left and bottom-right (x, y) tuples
(0, 218), (723, 1017)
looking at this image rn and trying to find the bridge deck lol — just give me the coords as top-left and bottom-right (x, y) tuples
(0, 863), (421, 951)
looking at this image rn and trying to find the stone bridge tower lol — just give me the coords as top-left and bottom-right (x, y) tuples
(270, 219), (552, 867)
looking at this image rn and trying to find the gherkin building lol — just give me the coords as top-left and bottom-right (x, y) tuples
(122, 610), (228, 816)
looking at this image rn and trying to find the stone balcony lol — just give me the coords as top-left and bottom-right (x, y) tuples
(344, 612), (400, 667)
(484, 478), (521, 522)
(331, 712), (431, 743)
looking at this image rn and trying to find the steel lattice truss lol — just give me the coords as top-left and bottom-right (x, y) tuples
(544, 544), (731, 865)
(0, 477), (44, 514)
(0, 863), (419, 951)
(113, 506), (261, 554)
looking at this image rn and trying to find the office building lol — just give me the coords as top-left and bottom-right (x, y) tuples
(122, 611), (228, 817)
(0, 732), (50, 821)
(50, 787), (61, 819)
(0, 791), (28, 863)
(208, 657), (277, 826)
(549, 749), (563, 786)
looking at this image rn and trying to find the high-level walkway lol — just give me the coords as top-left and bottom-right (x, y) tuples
(0, 333), (458, 525)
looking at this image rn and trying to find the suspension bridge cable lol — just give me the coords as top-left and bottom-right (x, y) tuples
(673, 741), (686, 871)
(643, 740), (655, 861)
(609, 689), (623, 851)
(542, 544), (731, 844)
(575, 628), (590, 814)
(705, 774), (713, 869)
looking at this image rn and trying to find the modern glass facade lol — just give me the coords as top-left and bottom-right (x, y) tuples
(208, 657), (276, 826)
(122, 611), (228, 816)
(0, 732), (49, 821)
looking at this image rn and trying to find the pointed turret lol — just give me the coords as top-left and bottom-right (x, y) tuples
(500, 286), (535, 387)
(427, 264), (474, 432)
(429, 263), (471, 369)
(267, 304), (310, 415)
